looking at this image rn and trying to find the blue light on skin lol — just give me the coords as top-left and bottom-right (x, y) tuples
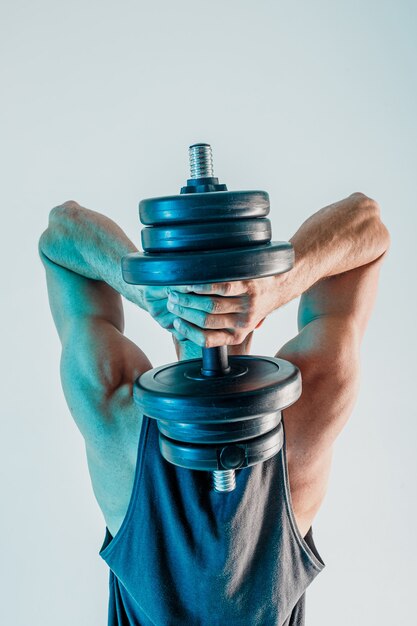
(168, 288), (255, 361)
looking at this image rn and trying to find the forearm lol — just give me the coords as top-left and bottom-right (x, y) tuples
(275, 192), (390, 306)
(39, 201), (146, 309)
(158, 192), (390, 349)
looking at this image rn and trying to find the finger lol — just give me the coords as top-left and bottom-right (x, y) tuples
(146, 299), (169, 318)
(154, 310), (177, 330)
(172, 318), (236, 348)
(168, 291), (248, 314)
(167, 301), (244, 330)
(167, 285), (194, 293)
(185, 281), (249, 296)
(152, 311), (189, 343)
(143, 286), (170, 301)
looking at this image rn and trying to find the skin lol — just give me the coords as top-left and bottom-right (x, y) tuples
(39, 192), (390, 539)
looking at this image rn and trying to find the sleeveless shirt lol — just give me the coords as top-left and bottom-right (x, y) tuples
(100, 415), (325, 625)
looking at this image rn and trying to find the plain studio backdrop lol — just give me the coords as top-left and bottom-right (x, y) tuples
(1, 1), (415, 624)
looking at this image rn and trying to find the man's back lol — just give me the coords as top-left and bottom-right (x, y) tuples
(99, 413), (324, 625)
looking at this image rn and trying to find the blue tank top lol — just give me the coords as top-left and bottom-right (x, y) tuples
(100, 415), (325, 625)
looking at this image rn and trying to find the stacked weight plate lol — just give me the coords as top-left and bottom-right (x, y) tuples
(122, 189), (294, 285)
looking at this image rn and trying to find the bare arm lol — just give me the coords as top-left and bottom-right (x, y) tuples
(285, 192), (389, 306)
(278, 255), (386, 453)
(161, 191), (390, 538)
(39, 201), (148, 310)
(162, 192), (390, 347)
(40, 201), (198, 346)
(274, 254), (387, 535)
(38, 201), (157, 443)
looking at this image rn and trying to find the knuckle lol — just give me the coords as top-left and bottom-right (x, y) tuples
(246, 304), (257, 322)
(237, 311), (252, 329)
(247, 312), (257, 327)
(223, 282), (232, 295)
(203, 335), (212, 348)
(179, 322), (189, 336)
(246, 279), (257, 294)
(235, 330), (245, 343)
(210, 299), (220, 313)
(236, 316), (247, 329)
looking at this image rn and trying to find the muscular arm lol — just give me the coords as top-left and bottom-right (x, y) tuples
(166, 192), (390, 535)
(275, 255), (387, 535)
(163, 193), (390, 347)
(275, 193), (389, 457)
(284, 192), (389, 306)
(39, 201), (147, 313)
(38, 202), (155, 443)
(279, 256), (385, 454)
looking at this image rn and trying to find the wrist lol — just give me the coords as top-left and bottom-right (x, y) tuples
(270, 244), (314, 310)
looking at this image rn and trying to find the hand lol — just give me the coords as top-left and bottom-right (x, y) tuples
(166, 276), (283, 348)
(141, 285), (202, 358)
(141, 285), (185, 342)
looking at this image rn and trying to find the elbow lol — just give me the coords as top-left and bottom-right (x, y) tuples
(350, 192), (391, 257)
(38, 200), (80, 259)
(48, 200), (81, 227)
(38, 229), (49, 259)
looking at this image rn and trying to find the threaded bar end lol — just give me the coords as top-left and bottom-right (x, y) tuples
(213, 470), (236, 492)
(189, 143), (214, 179)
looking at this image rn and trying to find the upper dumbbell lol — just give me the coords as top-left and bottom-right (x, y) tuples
(122, 143), (294, 285)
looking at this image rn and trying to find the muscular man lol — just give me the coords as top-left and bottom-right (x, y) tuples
(39, 192), (389, 625)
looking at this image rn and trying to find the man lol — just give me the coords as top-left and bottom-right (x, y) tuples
(39, 192), (389, 625)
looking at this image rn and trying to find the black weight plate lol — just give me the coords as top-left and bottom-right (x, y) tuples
(135, 355), (301, 422)
(139, 190), (270, 225)
(122, 241), (294, 285)
(158, 421), (284, 471)
(141, 218), (272, 252)
(157, 411), (282, 444)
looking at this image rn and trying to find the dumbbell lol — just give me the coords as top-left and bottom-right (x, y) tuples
(122, 144), (301, 492)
